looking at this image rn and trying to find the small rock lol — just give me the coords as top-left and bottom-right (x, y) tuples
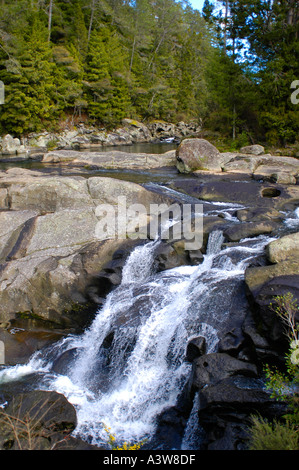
(223, 221), (279, 242)
(240, 144), (265, 155)
(1, 134), (22, 155)
(186, 336), (207, 362)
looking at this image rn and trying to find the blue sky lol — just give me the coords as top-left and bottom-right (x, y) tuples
(188, 0), (205, 11)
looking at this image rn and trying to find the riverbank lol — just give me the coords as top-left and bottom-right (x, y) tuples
(0, 119), (200, 160)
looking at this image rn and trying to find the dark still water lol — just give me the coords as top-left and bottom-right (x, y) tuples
(83, 141), (178, 154)
(0, 142), (181, 184)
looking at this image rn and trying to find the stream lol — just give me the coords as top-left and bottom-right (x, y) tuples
(0, 223), (276, 449)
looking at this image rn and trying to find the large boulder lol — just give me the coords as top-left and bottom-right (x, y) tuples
(0, 170), (180, 329)
(176, 139), (223, 173)
(197, 376), (284, 450)
(223, 220), (279, 242)
(220, 152), (299, 185)
(240, 144), (265, 155)
(169, 178), (282, 208)
(8, 176), (93, 213)
(245, 259), (299, 298)
(0, 319), (66, 365)
(222, 155), (261, 174)
(189, 352), (258, 392)
(185, 351), (283, 450)
(266, 232), (299, 263)
(0, 134), (26, 156)
(42, 149), (176, 169)
(245, 255), (299, 348)
(0, 390), (98, 450)
(121, 118), (152, 142)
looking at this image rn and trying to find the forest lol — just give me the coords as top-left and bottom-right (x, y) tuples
(0, 0), (298, 148)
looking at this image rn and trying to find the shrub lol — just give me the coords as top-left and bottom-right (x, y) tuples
(103, 424), (146, 450)
(249, 416), (298, 450)
(248, 293), (299, 450)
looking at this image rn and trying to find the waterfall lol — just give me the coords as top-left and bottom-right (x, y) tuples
(284, 206), (299, 229)
(206, 229), (224, 256)
(181, 393), (204, 450)
(0, 228), (274, 449)
(121, 239), (159, 284)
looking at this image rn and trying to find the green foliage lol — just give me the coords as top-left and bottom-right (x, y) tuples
(270, 292), (299, 346)
(0, 15), (56, 134)
(248, 293), (299, 450)
(249, 416), (299, 451)
(0, 0), (298, 144)
(0, 0), (213, 135)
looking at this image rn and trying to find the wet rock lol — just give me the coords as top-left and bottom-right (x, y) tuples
(153, 242), (189, 272)
(246, 273), (299, 347)
(51, 348), (78, 375)
(183, 349), (284, 450)
(186, 336), (207, 362)
(189, 352), (258, 392)
(197, 376), (285, 450)
(188, 249), (204, 265)
(223, 220), (279, 242)
(0, 321), (66, 366)
(245, 236), (299, 351)
(245, 260), (299, 299)
(236, 207), (282, 223)
(169, 178), (286, 209)
(242, 309), (282, 364)
(152, 406), (187, 450)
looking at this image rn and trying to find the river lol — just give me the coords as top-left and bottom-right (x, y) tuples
(0, 143), (298, 450)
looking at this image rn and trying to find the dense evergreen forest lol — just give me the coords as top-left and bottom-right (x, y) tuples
(0, 0), (298, 148)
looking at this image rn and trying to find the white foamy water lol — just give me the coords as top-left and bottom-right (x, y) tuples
(284, 207), (299, 229)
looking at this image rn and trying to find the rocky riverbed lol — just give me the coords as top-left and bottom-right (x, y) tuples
(0, 119), (198, 159)
(0, 138), (298, 450)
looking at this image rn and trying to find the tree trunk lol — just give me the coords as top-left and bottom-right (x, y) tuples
(223, 0), (229, 54)
(130, 36), (136, 73)
(232, 103), (236, 140)
(88, 0), (96, 43)
(48, 0), (53, 43)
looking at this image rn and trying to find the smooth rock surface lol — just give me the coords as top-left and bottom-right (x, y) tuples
(176, 138), (222, 173)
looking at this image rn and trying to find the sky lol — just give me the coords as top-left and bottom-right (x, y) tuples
(188, 0), (205, 11)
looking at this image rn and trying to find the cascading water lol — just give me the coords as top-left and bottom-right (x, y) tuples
(0, 224), (275, 449)
(284, 207), (299, 230)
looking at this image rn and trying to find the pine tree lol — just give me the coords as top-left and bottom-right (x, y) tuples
(83, 29), (112, 125)
(0, 15), (56, 135)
